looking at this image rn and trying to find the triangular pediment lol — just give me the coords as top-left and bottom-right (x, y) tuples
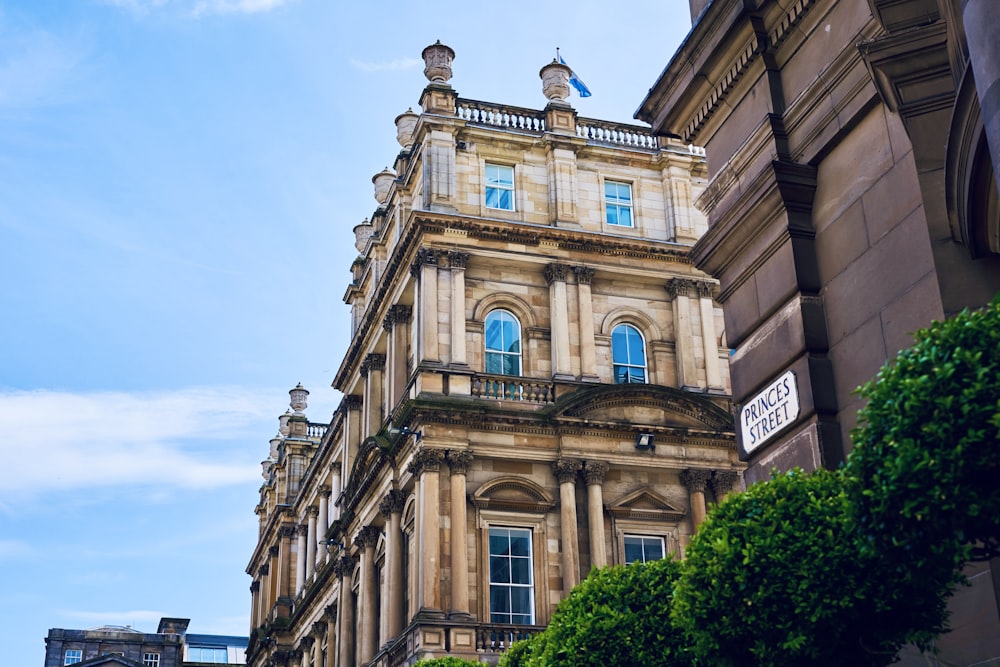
(607, 486), (685, 522)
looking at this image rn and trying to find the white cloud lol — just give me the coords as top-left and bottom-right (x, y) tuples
(0, 387), (284, 502)
(350, 57), (422, 73)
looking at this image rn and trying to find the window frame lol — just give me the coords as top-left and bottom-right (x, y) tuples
(487, 526), (536, 625)
(187, 646), (228, 664)
(611, 323), (647, 384)
(485, 163), (515, 212)
(64, 649), (83, 665)
(623, 534), (666, 564)
(142, 653), (161, 667)
(484, 309), (523, 377)
(604, 179), (634, 228)
(476, 509), (549, 627)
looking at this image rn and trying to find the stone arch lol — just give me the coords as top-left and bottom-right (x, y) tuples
(600, 306), (663, 341)
(472, 292), (538, 329)
(471, 475), (556, 514)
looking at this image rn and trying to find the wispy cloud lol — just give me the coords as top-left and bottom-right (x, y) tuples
(350, 57), (422, 73)
(0, 15), (90, 109)
(0, 387), (280, 503)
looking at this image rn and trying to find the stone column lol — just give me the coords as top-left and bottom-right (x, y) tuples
(261, 559), (274, 622)
(298, 638), (314, 667)
(278, 527), (295, 601)
(667, 278), (699, 389)
(249, 580), (261, 629)
(306, 508), (318, 581)
(681, 469), (712, 529)
(411, 248), (441, 364)
(317, 492), (329, 563)
(583, 460), (609, 569)
(335, 554), (357, 667)
(342, 395), (363, 480)
(361, 353), (386, 438)
(324, 605), (337, 667)
(268, 546), (280, 616)
(574, 266), (599, 381)
(962, 0), (1000, 195)
(408, 448), (446, 617)
(295, 525), (307, 595)
(383, 305), (413, 411)
(711, 470), (740, 504)
(546, 264), (573, 380)
(449, 252), (470, 366)
(552, 458), (582, 591)
(378, 489), (408, 639)
(330, 469), (343, 523)
(355, 525), (381, 664)
(697, 282), (723, 390)
(447, 451), (474, 617)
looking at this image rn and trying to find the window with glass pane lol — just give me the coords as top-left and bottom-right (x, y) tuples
(188, 647), (228, 663)
(624, 535), (665, 564)
(143, 653), (160, 667)
(484, 310), (522, 376)
(64, 650), (83, 665)
(612, 324), (646, 383)
(489, 527), (534, 625)
(486, 164), (515, 211)
(605, 180), (633, 227)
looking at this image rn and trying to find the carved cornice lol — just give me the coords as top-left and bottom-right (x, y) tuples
(544, 263), (570, 285)
(680, 468), (713, 493)
(583, 460), (609, 485)
(379, 489), (407, 517)
(710, 469), (740, 496)
(573, 265), (595, 285)
(551, 457), (582, 484)
(354, 525), (381, 550)
(448, 450), (474, 475)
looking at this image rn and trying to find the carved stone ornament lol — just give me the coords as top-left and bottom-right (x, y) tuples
(311, 620), (328, 637)
(410, 247), (440, 278)
(539, 59), (572, 102)
(408, 447), (446, 475)
(379, 489), (407, 517)
(448, 251), (470, 270)
(666, 277), (698, 298)
(289, 383), (309, 414)
(307, 506), (320, 518)
(258, 563), (269, 576)
(395, 108), (420, 149)
(710, 469), (739, 496)
(341, 394), (362, 411)
(544, 263), (570, 285)
(372, 167), (395, 205)
(383, 304), (413, 332)
(551, 458), (582, 484)
(362, 353), (386, 373)
(353, 218), (373, 253)
(279, 524), (297, 539)
(333, 554), (356, 578)
(422, 40), (455, 83)
(448, 450), (474, 475)
(583, 460), (610, 485)
(269, 545), (280, 557)
(250, 580), (261, 593)
(298, 637), (315, 650)
(354, 525), (381, 550)
(574, 265), (595, 285)
(680, 468), (712, 493)
(695, 281), (716, 299)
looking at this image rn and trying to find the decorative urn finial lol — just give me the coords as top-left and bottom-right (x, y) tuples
(289, 383), (309, 415)
(540, 59), (572, 103)
(353, 217), (374, 252)
(372, 167), (395, 204)
(395, 108), (419, 148)
(422, 40), (455, 83)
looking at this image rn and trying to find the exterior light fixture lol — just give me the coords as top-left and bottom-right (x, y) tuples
(635, 433), (655, 451)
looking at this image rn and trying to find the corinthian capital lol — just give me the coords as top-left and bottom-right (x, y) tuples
(680, 468), (712, 493)
(551, 458), (582, 484)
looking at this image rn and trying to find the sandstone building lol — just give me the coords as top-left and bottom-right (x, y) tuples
(246, 43), (738, 667)
(637, 0), (1000, 662)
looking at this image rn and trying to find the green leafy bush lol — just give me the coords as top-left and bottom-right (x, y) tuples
(515, 558), (690, 667)
(844, 297), (1000, 648)
(413, 657), (481, 667)
(672, 468), (900, 667)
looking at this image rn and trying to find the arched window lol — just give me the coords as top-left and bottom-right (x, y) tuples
(485, 310), (522, 376)
(612, 323), (646, 383)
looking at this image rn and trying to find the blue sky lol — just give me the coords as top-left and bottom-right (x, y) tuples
(0, 1), (691, 664)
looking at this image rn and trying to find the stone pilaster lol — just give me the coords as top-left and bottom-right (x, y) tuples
(667, 278), (699, 389)
(361, 353), (386, 438)
(710, 469), (740, 503)
(408, 448), (446, 618)
(379, 489), (408, 639)
(449, 252), (470, 366)
(583, 460), (609, 569)
(697, 281), (723, 390)
(383, 304), (413, 411)
(306, 507), (319, 581)
(341, 395), (363, 481)
(681, 468), (712, 529)
(447, 450), (474, 617)
(355, 525), (381, 664)
(334, 554), (357, 667)
(411, 248), (441, 364)
(330, 468), (343, 523)
(552, 457), (582, 590)
(574, 266), (599, 381)
(546, 263), (573, 379)
(295, 524), (307, 594)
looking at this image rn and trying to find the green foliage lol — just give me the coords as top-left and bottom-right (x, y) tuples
(844, 297), (1000, 647)
(518, 558), (691, 667)
(672, 468), (901, 667)
(498, 634), (541, 667)
(413, 657), (481, 667)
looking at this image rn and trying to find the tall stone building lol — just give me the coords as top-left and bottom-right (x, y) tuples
(637, 0), (1000, 662)
(246, 43), (738, 667)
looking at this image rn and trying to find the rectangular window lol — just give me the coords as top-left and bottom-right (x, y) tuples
(64, 650), (83, 665)
(605, 180), (633, 227)
(488, 527), (534, 624)
(143, 653), (161, 667)
(624, 535), (664, 564)
(485, 164), (515, 211)
(188, 646), (228, 663)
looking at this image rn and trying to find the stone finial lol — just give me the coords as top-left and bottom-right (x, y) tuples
(373, 167), (395, 204)
(539, 59), (572, 103)
(289, 383), (309, 415)
(261, 460), (274, 480)
(353, 218), (374, 253)
(278, 411), (291, 436)
(395, 108), (419, 148)
(269, 433), (282, 459)
(422, 40), (455, 83)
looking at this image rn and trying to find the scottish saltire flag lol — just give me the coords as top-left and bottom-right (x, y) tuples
(558, 53), (592, 98)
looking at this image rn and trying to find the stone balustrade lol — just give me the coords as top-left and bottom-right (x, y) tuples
(471, 373), (556, 403)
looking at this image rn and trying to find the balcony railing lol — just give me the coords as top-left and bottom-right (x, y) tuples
(475, 624), (543, 652)
(576, 118), (660, 150)
(306, 422), (328, 438)
(457, 99), (546, 133)
(471, 374), (556, 403)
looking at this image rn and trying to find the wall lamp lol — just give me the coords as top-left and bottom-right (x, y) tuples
(388, 426), (422, 441)
(635, 433), (656, 452)
(318, 539), (345, 550)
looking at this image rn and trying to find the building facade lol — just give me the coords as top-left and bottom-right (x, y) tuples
(246, 43), (739, 667)
(44, 617), (247, 667)
(637, 0), (1000, 662)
